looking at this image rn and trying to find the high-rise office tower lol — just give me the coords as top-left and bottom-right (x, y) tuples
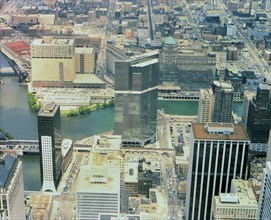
(0, 154), (25, 219)
(257, 161), (271, 219)
(186, 122), (250, 220)
(114, 52), (159, 147)
(159, 36), (179, 85)
(246, 83), (271, 151)
(263, 0), (271, 11)
(242, 91), (256, 127)
(198, 88), (214, 123)
(212, 80), (234, 123)
(38, 103), (62, 192)
(266, 130), (271, 162)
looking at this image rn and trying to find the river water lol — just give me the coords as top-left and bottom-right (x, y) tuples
(0, 53), (243, 190)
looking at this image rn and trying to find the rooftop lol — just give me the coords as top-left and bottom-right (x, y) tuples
(164, 36), (177, 45)
(38, 103), (59, 117)
(215, 179), (258, 207)
(131, 58), (159, 68)
(0, 154), (16, 188)
(258, 83), (270, 91)
(3, 41), (30, 56)
(61, 139), (73, 158)
(75, 47), (94, 54)
(73, 74), (105, 85)
(77, 151), (120, 194)
(32, 38), (74, 46)
(192, 123), (249, 141)
(213, 80), (233, 90)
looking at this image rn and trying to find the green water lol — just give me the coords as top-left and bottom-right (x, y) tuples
(0, 77), (244, 190)
(158, 100), (198, 115)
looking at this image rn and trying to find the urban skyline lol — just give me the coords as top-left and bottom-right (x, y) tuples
(0, 0), (271, 219)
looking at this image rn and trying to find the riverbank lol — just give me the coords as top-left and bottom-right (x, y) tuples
(61, 100), (114, 117)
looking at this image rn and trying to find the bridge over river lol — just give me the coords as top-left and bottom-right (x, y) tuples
(0, 140), (39, 154)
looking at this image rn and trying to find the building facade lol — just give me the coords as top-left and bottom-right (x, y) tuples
(0, 154), (25, 220)
(114, 52), (159, 147)
(75, 48), (95, 74)
(212, 80), (234, 123)
(31, 36), (98, 88)
(246, 83), (271, 151)
(186, 123), (250, 220)
(178, 51), (216, 91)
(38, 103), (62, 192)
(213, 179), (258, 219)
(31, 37), (76, 84)
(257, 162), (271, 219)
(159, 36), (179, 85)
(76, 152), (120, 220)
(198, 88), (214, 123)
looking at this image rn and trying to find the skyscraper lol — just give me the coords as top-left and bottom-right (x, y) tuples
(159, 36), (178, 85)
(186, 123), (250, 220)
(257, 162), (271, 219)
(38, 103), (62, 192)
(212, 80), (234, 123)
(114, 52), (159, 147)
(246, 83), (271, 151)
(198, 88), (214, 123)
(0, 154), (25, 219)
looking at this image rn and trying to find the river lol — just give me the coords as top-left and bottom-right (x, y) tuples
(0, 53), (243, 190)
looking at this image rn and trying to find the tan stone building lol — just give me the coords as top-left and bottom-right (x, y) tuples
(198, 88), (214, 123)
(75, 48), (95, 74)
(31, 37), (101, 88)
(213, 179), (258, 219)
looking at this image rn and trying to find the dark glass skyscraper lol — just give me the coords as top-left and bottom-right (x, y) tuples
(114, 52), (159, 147)
(37, 103), (62, 192)
(212, 80), (234, 123)
(246, 83), (271, 147)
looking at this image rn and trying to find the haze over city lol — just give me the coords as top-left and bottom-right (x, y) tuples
(0, 0), (271, 219)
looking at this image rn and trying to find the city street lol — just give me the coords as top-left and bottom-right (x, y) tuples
(217, 0), (271, 82)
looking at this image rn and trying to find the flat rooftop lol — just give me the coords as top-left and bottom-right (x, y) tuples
(77, 151), (121, 194)
(3, 41), (30, 56)
(38, 103), (59, 117)
(75, 47), (94, 54)
(73, 74), (105, 85)
(32, 38), (74, 46)
(131, 58), (159, 68)
(192, 123), (249, 141)
(77, 165), (120, 194)
(61, 139), (73, 157)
